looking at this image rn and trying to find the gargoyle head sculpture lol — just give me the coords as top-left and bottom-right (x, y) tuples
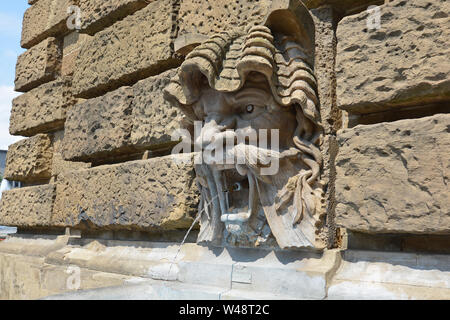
(165, 0), (326, 249)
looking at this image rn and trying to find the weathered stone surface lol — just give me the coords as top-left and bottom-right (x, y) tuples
(178, 0), (270, 37)
(52, 154), (199, 230)
(304, 0), (382, 14)
(79, 0), (149, 35)
(0, 238), (130, 299)
(62, 70), (183, 162)
(21, 0), (76, 49)
(10, 77), (73, 137)
(72, 0), (178, 98)
(51, 130), (91, 178)
(0, 236), (341, 300)
(328, 250), (450, 300)
(4, 134), (53, 183)
(62, 32), (90, 76)
(62, 87), (134, 162)
(15, 38), (62, 92)
(311, 6), (339, 135)
(336, 113), (450, 234)
(0, 185), (56, 228)
(336, 0), (450, 114)
(131, 69), (183, 148)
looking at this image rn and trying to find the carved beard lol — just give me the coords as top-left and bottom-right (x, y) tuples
(195, 140), (323, 249)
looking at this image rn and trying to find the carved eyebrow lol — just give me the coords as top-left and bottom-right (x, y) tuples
(233, 88), (270, 102)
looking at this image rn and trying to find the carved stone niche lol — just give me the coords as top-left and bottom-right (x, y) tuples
(165, 0), (327, 250)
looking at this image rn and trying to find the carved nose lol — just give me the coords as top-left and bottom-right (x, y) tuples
(196, 117), (237, 149)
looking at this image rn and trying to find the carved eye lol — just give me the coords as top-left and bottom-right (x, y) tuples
(246, 104), (254, 113)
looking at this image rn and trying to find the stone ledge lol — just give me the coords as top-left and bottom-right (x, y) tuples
(327, 250), (450, 299)
(0, 236), (341, 300)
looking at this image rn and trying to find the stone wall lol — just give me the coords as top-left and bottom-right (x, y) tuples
(334, 0), (450, 241)
(0, 0), (449, 300)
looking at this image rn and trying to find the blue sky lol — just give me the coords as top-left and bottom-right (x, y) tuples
(0, 2), (28, 150)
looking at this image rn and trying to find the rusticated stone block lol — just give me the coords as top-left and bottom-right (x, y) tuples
(72, 0), (178, 98)
(4, 134), (53, 183)
(178, 0), (270, 37)
(79, 0), (149, 35)
(51, 131), (91, 178)
(62, 32), (90, 76)
(10, 77), (73, 137)
(336, 0), (450, 114)
(21, 0), (77, 49)
(131, 69), (183, 148)
(62, 70), (183, 162)
(0, 185), (56, 228)
(336, 113), (450, 234)
(52, 154), (199, 230)
(62, 87), (134, 162)
(15, 38), (62, 92)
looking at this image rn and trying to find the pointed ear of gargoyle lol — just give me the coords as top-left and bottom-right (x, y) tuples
(263, 0), (315, 65)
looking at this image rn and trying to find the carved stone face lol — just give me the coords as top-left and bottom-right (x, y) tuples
(192, 73), (299, 247)
(164, 1), (325, 249)
(193, 73), (297, 151)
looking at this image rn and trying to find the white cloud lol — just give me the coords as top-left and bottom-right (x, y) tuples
(0, 86), (23, 150)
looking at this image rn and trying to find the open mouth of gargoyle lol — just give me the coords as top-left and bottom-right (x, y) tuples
(208, 165), (259, 235)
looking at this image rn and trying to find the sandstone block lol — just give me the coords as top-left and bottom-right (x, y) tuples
(72, 0), (177, 98)
(0, 185), (56, 228)
(62, 32), (90, 76)
(4, 134), (53, 183)
(311, 6), (339, 135)
(336, 113), (450, 234)
(79, 0), (149, 35)
(51, 130), (91, 178)
(62, 70), (183, 162)
(52, 154), (199, 230)
(130, 69), (183, 148)
(62, 87), (134, 162)
(178, 0), (270, 37)
(10, 77), (73, 137)
(336, 0), (450, 114)
(15, 38), (62, 92)
(21, 0), (77, 49)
